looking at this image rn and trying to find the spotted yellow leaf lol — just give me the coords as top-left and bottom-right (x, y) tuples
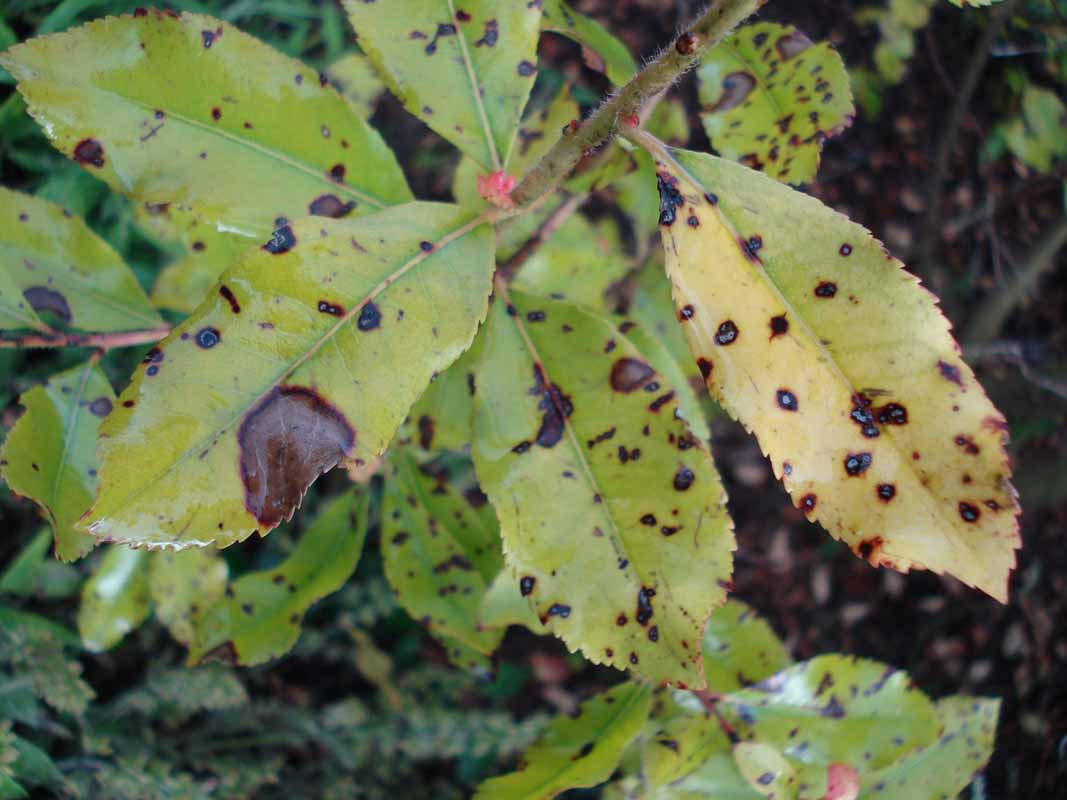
(644, 141), (1019, 600)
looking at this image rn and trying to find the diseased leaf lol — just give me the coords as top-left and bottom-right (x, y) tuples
(148, 549), (228, 646)
(345, 0), (543, 171)
(696, 23), (854, 184)
(701, 600), (792, 692)
(83, 205), (494, 549)
(643, 705), (752, 792)
(0, 361), (114, 561)
(860, 696), (999, 799)
(472, 290), (734, 686)
(0, 188), (161, 337)
(541, 0), (638, 86)
(474, 681), (651, 800)
(733, 741), (797, 799)
(479, 569), (544, 632)
(381, 449), (504, 657)
(0, 12), (412, 243)
(404, 328), (483, 453)
(997, 85), (1067, 173)
(650, 145), (1020, 600)
(327, 52), (387, 118)
(78, 546), (151, 652)
(189, 487), (368, 666)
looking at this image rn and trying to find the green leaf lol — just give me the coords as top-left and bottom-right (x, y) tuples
(0, 360), (114, 561)
(0, 187), (161, 337)
(472, 290), (734, 686)
(733, 741), (797, 799)
(859, 696), (999, 799)
(345, 0), (543, 171)
(404, 330), (484, 454)
(1, 12), (412, 244)
(701, 600), (793, 692)
(189, 487), (369, 666)
(474, 681), (652, 799)
(696, 23), (854, 184)
(998, 86), (1067, 173)
(77, 545), (151, 652)
(9, 736), (63, 794)
(0, 529), (81, 598)
(541, 0), (638, 86)
(327, 52), (387, 118)
(649, 144), (1020, 601)
(83, 204), (494, 549)
(479, 569), (545, 632)
(643, 702), (752, 792)
(382, 449), (504, 656)
(148, 548), (228, 646)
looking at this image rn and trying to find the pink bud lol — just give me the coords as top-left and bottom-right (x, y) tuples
(477, 170), (517, 209)
(825, 763), (859, 800)
(621, 113), (640, 128)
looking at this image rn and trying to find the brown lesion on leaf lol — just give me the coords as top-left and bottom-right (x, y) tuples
(708, 72), (756, 113)
(609, 357), (655, 393)
(22, 287), (72, 324)
(239, 386), (355, 527)
(309, 194), (356, 218)
(73, 138), (105, 168)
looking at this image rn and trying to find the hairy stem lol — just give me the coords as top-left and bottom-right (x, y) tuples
(510, 0), (763, 208)
(0, 325), (171, 350)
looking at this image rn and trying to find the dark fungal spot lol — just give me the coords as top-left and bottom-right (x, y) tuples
(309, 194), (356, 218)
(839, 243), (853, 256)
(122, 400), (135, 408)
(219, 285), (240, 313)
(146, 365), (159, 377)
(474, 19), (498, 47)
(527, 310), (546, 322)
(318, 300), (344, 317)
(211, 106), (222, 121)
(630, 652), (639, 665)
(519, 576), (535, 596)
(196, 327), (220, 349)
(391, 532), (409, 546)
(456, 9), (471, 21)
(640, 513), (657, 526)
(660, 525), (680, 536)
(610, 357), (655, 393)
(709, 71), (756, 112)
(858, 537), (883, 560)
(687, 215), (700, 228)
(800, 493), (817, 512)
(512, 441), (531, 454)
(546, 603), (571, 618)
(531, 364), (573, 449)
(357, 301), (381, 331)
(679, 305), (695, 320)
(648, 391), (674, 412)
(88, 397), (113, 417)
(417, 415), (434, 449)
(73, 138), (105, 168)
(757, 773), (774, 786)
(776, 30), (812, 59)
(329, 163), (346, 182)
(742, 235), (763, 260)
(202, 29), (216, 48)
(937, 359), (964, 387)
(770, 314), (788, 338)
(635, 587), (655, 626)
(656, 171), (684, 226)
(959, 502), (980, 523)
(844, 452), (872, 476)
(425, 22), (457, 54)
(517, 60), (536, 76)
(648, 625), (659, 642)
(697, 358), (713, 379)
(850, 395), (879, 438)
(954, 435), (980, 455)
(238, 386), (354, 526)
(673, 464), (695, 491)
(875, 402), (908, 425)
(263, 225), (296, 254)
(23, 287), (71, 324)
(877, 483), (896, 502)
(715, 320), (738, 346)
(616, 613), (627, 626)
(814, 281), (837, 298)
(776, 389), (798, 411)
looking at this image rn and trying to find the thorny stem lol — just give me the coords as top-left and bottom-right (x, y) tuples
(510, 0), (763, 209)
(0, 324), (171, 350)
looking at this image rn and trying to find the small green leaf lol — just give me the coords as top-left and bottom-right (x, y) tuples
(860, 696), (999, 799)
(0, 529), (81, 598)
(1, 12), (412, 243)
(9, 736), (63, 794)
(541, 0), (638, 86)
(474, 681), (652, 799)
(381, 449), (504, 656)
(189, 487), (369, 666)
(998, 86), (1067, 173)
(651, 145), (1020, 601)
(77, 545), (151, 652)
(148, 548), (228, 646)
(696, 23), (854, 184)
(0, 360), (114, 561)
(83, 205), (494, 549)
(327, 52), (387, 118)
(345, 0), (543, 171)
(733, 741), (798, 799)
(701, 600), (793, 692)
(0, 188), (161, 336)
(473, 291), (734, 686)
(404, 331), (484, 454)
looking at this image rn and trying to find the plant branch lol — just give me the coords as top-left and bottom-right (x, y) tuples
(510, 0), (763, 208)
(0, 325), (171, 350)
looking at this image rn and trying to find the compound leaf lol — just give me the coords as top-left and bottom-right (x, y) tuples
(189, 487), (369, 666)
(82, 205), (494, 549)
(345, 0), (542, 171)
(473, 290), (733, 687)
(1, 11), (411, 243)
(148, 548), (228, 646)
(650, 145), (1020, 600)
(696, 22), (854, 184)
(474, 681), (651, 800)
(77, 545), (151, 652)
(541, 0), (638, 86)
(0, 188), (161, 338)
(381, 449), (504, 657)
(0, 361), (114, 561)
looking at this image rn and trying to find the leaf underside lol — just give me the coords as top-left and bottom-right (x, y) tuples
(473, 291), (734, 687)
(653, 146), (1020, 600)
(83, 203), (494, 549)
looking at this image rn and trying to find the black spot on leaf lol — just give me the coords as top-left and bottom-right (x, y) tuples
(23, 287), (71, 324)
(73, 138), (105, 168)
(309, 194), (356, 218)
(844, 452), (872, 476)
(776, 389), (798, 411)
(263, 225), (296, 254)
(715, 320), (738, 345)
(814, 281), (837, 298)
(357, 302), (381, 331)
(673, 464), (695, 491)
(88, 397), (113, 417)
(196, 327), (220, 349)
(520, 576), (535, 596)
(610, 358), (655, 393)
(656, 172), (685, 226)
